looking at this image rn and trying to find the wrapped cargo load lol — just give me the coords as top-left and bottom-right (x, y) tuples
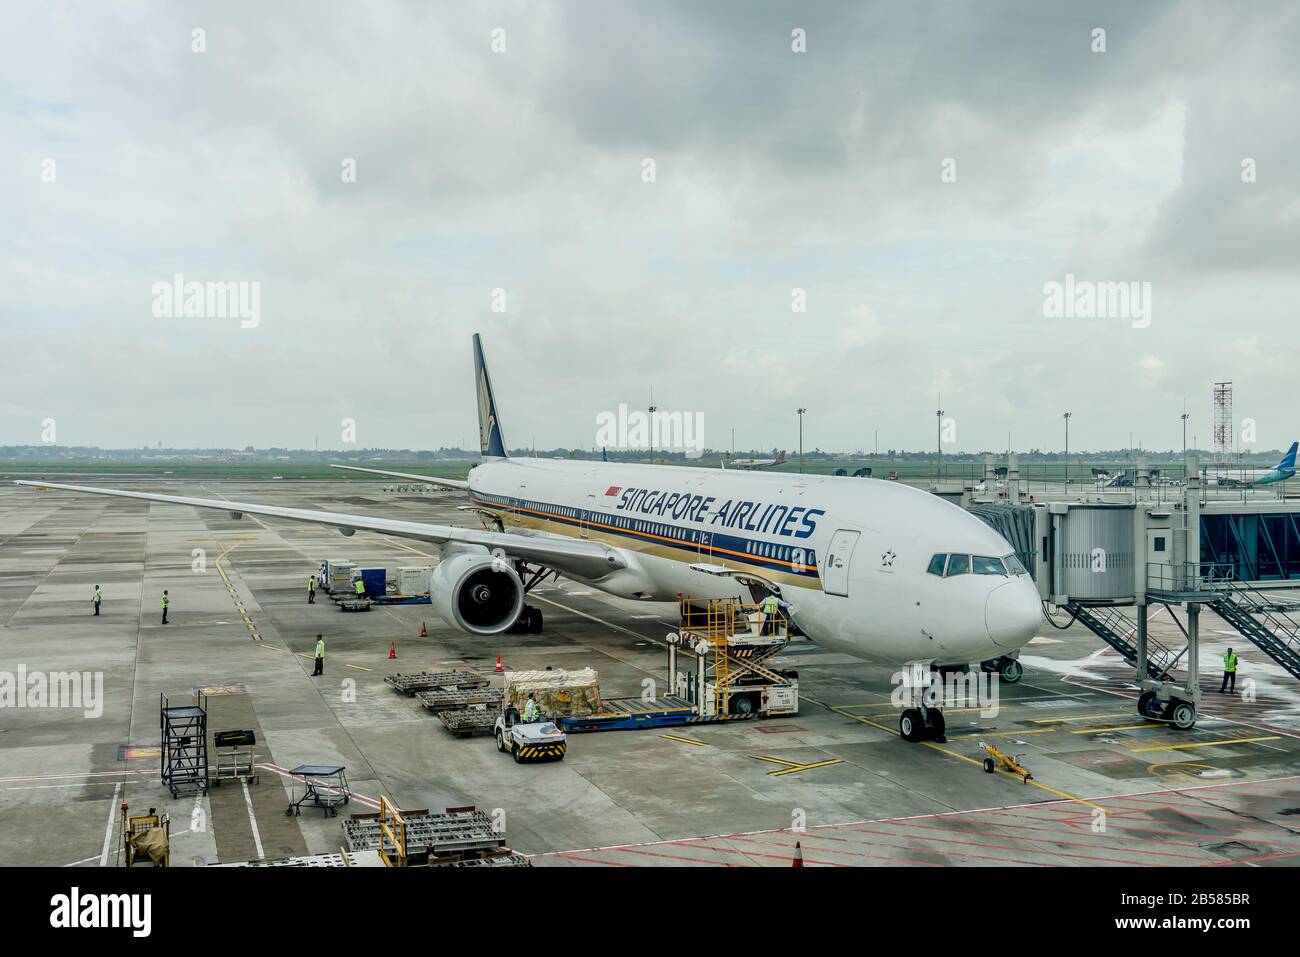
(505, 669), (601, 717)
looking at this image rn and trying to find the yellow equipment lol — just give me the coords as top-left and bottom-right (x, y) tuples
(980, 742), (1033, 783)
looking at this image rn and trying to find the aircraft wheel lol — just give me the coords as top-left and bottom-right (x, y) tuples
(530, 607), (544, 633)
(999, 658), (1023, 683)
(900, 708), (924, 742)
(1138, 691), (1161, 720)
(1171, 702), (1197, 731)
(926, 708), (946, 741)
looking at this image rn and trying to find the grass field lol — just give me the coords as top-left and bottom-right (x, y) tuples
(0, 458), (1159, 485)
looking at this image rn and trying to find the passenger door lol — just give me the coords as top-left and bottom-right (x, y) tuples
(821, 528), (861, 597)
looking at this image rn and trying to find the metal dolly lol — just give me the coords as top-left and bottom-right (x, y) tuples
(285, 765), (351, 817)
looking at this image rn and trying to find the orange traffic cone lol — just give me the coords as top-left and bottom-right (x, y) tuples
(792, 841), (803, 867)
(388, 642), (397, 660)
(494, 655), (503, 673)
(419, 621), (427, 637)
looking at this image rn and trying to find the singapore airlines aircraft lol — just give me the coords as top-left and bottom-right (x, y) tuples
(16, 334), (1040, 742)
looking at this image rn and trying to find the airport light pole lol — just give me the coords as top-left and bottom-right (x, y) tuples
(797, 408), (806, 474)
(1063, 412), (1072, 485)
(1182, 409), (1190, 471)
(935, 402), (944, 485)
(648, 404), (657, 462)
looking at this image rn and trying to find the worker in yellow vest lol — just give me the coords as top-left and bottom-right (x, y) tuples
(353, 577), (366, 598)
(760, 593), (780, 635)
(1219, 647), (1238, 694)
(161, 590), (169, 625)
(92, 586), (102, 616)
(313, 634), (325, 676)
(307, 575), (316, 604)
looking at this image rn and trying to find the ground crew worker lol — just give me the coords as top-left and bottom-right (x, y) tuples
(307, 575), (316, 604)
(522, 693), (539, 722)
(161, 590), (169, 625)
(92, 586), (102, 616)
(313, 634), (325, 676)
(761, 593), (780, 635)
(1220, 647), (1238, 693)
(354, 577), (366, 598)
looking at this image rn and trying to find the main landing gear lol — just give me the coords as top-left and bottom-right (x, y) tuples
(899, 704), (946, 743)
(509, 604), (544, 634)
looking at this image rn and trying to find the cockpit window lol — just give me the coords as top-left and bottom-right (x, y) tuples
(972, 555), (1006, 576)
(945, 554), (970, 576)
(927, 554), (946, 576)
(1003, 553), (1028, 576)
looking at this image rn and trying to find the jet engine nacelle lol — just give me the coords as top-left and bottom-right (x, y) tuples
(429, 552), (524, 636)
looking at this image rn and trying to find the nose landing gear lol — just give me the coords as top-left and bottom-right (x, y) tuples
(899, 705), (946, 743)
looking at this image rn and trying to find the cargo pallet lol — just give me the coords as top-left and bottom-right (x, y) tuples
(370, 594), (432, 605)
(343, 806), (501, 854)
(384, 671), (489, 696)
(416, 687), (502, 712)
(558, 695), (758, 733)
(437, 707), (501, 737)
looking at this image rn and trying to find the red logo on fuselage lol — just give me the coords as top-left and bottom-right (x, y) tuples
(605, 486), (621, 496)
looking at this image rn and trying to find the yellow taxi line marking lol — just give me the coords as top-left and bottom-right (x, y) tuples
(295, 652), (314, 661)
(660, 734), (705, 746)
(344, 663), (372, 672)
(1030, 712), (1128, 724)
(1073, 723), (1161, 734)
(767, 759), (843, 777)
(750, 756), (844, 776)
(1130, 736), (1282, 753)
(952, 728), (1059, 738)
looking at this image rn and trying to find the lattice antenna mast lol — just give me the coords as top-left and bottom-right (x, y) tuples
(1212, 381), (1233, 470)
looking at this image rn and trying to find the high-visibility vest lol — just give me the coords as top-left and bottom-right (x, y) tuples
(761, 595), (779, 615)
(523, 700), (538, 721)
(161, 595), (169, 608)
(93, 590), (102, 602)
(308, 578), (315, 592)
(1224, 652), (1237, 673)
(354, 580), (365, 596)
(315, 640), (325, 658)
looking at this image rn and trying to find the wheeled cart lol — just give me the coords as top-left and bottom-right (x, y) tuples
(285, 765), (351, 817)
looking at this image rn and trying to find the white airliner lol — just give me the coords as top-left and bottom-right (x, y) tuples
(15, 334), (1040, 742)
(724, 450), (786, 470)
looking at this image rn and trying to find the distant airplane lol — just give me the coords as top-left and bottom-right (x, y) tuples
(16, 335), (1040, 743)
(1205, 442), (1297, 487)
(724, 450), (787, 471)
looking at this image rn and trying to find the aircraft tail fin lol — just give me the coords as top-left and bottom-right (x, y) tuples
(774, 450), (787, 464)
(1279, 441), (1298, 471)
(473, 334), (508, 458)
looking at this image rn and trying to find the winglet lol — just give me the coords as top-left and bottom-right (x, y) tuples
(473, 334), (508, 458)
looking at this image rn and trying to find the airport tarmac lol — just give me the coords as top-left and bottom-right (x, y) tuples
(1, 478), (1298, 867)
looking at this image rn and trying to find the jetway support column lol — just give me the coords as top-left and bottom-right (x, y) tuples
(1185, 604), (1200, 698)
(1135, 603), (1148, 684)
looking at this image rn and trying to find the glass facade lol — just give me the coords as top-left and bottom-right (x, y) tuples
(1201, 513), (1300, 582)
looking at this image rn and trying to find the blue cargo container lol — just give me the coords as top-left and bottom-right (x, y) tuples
(359, 568), (386, 598)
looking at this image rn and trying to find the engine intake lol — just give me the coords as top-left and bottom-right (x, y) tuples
(429, 552), (524, 636)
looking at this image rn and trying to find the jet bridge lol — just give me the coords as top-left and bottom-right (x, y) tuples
(968, 458), (1300, 730)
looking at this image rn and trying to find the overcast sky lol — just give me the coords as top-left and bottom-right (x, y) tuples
(3, 1), (1297, 454)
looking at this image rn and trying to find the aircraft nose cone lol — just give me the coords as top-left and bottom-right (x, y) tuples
(985, 580), (1040, 649)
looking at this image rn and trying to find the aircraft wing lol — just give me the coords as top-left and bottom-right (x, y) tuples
(14, 481), (622, 579)
(329, 464), (470, 491)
